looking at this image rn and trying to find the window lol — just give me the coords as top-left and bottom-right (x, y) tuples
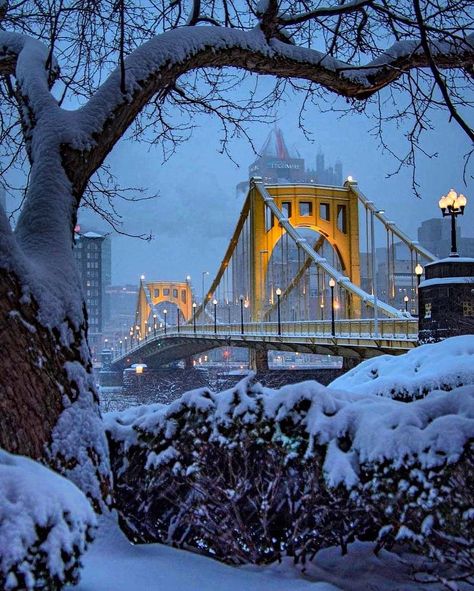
(299, 201), (313, 217)
(319, 202), (330, 221)
(181, 290), (187, 303)
(281, 201), (292, 218)
(337, 205), (347, 233)
(154, 288), (159, 298)
(463, 301), (474, 317)
(424, 303), (432, 319)
(173, 289), (178, 298)
(163, 288), (170, 296)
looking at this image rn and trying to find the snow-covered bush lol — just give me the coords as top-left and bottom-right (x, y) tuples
(329, 335), (474, 400)
(106, 378), (474, 567)
(0, 450), (96, 590)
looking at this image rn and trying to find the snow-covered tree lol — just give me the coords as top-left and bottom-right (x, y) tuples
(0, 0), (472, 505)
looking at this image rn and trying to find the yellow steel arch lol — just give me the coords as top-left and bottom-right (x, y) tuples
(249, 184), (361, 320)
(136, 280), (193, 337)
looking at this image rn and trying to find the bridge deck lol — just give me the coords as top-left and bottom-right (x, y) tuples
(111, 319), (418, 370)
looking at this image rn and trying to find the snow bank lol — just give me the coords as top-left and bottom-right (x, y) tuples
(106, 376), (474, 564)
(0, 450), (96, 590)
(329, 335), (474, 399)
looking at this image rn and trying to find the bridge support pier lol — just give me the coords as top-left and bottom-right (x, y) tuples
(342, 356), (360, 372)
(249, 349), (268, 373)
(184, 356), (194, 369)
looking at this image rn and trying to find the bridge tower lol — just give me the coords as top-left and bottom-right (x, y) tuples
(136, 279), (193, 338)
(248, 182), (361, 321)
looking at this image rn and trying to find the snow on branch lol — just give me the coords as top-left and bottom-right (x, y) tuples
(62, 24), (474, 187)
(278, 0), (373, 26)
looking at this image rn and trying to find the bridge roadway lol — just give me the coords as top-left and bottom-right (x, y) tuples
(110, 318), (419, 371)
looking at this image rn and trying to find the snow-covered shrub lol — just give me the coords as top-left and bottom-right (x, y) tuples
(330, 335), (474, 400)
(0, 450), (96, 590)
(106, 378), (474, 567)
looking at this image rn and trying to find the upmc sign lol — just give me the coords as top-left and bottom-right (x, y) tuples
(268, 160), (302, 170)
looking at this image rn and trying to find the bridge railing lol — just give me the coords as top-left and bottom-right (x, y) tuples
(113, 318), (418, 361)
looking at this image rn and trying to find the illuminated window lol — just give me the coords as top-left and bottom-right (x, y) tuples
(424, 303), (432, 319)
(463, 301), (474, 317)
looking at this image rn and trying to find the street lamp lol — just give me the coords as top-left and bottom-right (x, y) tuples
(163, 309), (167, 334)
(439, 188), (468, 256)
(213, 298), (218, 333)
(153, 314), (157, 336)
(124, 336), (128, 351)
(275, 287), (282, 336)
(177, 309), (181, 333)
(329, 278), (336, 336)
(404, 294), (409, 313)
(192, 302), (197, 334)
(320, 302), (324, 321)
(239, 295), (244, 334)
(415, 263), (423, 289)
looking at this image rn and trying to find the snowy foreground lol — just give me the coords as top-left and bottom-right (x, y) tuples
(1, 337), (473, 590)
(72, 514), (460, 591)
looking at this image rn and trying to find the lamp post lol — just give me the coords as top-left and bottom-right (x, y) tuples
(177, 309), (181, 333)
(275, 288), (282, 336)
(192, 302), (197, 334)
(404, 294), (409, 313)
(163, 309), (167, 334)
(124, 336), (128, 351)
(320, 302), (324, 321)
(329, 278), (336, 336)
(213, 299), (218, 333)
(439, 189), (468, 257)
(239, 295), (244, 334)
(415, 263), (423, 288)
(153, 314), (157, 336)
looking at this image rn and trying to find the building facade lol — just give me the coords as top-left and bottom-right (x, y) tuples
(73, 230), (111, 359)
(238, 128), (343, 194)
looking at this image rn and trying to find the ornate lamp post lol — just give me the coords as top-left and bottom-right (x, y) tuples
(404, 294), (409, 313)
(153, 313), (157, 336)
(177, 309), (181, 333)
(275, 288), (282, 336)
(163, 309), (167, 334)
(192, 302), (197, 334)
(329, 278), (336, 336)
(438, 189), (468, 257)
(124, 336), (128, 351)
(415, 263), (423, 288)
(213, 299), (218, 333)
(320, 302), (324, 321)
(239, 295), (244, 334)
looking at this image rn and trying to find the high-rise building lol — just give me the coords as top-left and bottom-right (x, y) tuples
(418, 218), (474, 258)
(73, 229), (111, 358)
(238, 128), (343, 194)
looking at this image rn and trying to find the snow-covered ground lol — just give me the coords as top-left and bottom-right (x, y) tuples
(72, 515), (466, 591)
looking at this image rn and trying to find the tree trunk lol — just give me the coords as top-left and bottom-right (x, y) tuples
(0, 264), (111, 510)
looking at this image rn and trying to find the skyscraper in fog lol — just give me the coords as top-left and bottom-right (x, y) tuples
(238, 128), (343, 194)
